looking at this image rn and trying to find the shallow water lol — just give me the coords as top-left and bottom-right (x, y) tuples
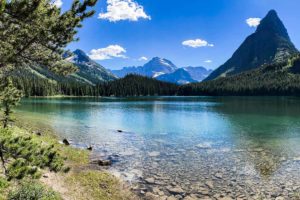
(17, 97), (300, 199)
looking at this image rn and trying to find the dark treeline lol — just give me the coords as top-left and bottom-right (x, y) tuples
(13, 74), (178, 97)
(11, 55), (300, 97)
(178, 55), (300, 96)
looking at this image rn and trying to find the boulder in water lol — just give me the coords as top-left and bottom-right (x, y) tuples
(87, 146), (93, 151)
(62, 139), (70, 146)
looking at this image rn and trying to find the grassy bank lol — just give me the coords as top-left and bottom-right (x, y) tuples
(0, 118), (138, 200)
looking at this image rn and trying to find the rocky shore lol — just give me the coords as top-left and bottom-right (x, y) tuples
(18, 118), (300, 200)
(88, 131), (300, 200)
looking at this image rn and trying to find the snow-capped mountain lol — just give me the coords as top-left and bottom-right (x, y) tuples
(156, 68), (198, 84)
(112, 57), (177, 78)
(111, 57), (212, 85)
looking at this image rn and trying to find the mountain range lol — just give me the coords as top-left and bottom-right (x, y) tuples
(111, 57), (212, 84)
(20, 49), (116, 86)
(205, 10), (298, 81)
(21, 49), (211, 87)
(17, 9), (300, 97)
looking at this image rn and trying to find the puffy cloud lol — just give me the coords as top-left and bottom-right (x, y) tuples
(246, 18), (261, 27)
(182, 39), (214, 48)
(52, 0), (63, 8)
(138, 56), (148, 61)
(89, 45), (127, 60)
(99, 0), (151, 22)
(204, 60), (212, 63)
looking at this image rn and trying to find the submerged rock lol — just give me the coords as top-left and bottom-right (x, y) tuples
(167, 185), (185, 195)
(293, 157), (300, 161)
(98, 159), (112, 166)
(62, 139), (70, 145)
(205, 180), (214, 189)
(148, 151), (160, 157)
(196, 142), (212, 149)
(90, 158), (112, 166)
(166, 196), (177, 200)
(145, 178), (155, 184)
(33, 131), (42, 136)
(214, 172), (223, 179)
(144, 192), (159, 200)
(87, 146), (93, 151)
(184, 195), (201, 200)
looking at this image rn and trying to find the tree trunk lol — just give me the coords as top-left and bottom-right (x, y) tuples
(0, 143), (6, 174)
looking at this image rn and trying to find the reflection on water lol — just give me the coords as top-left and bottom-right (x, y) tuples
(17, 97), (300, 199)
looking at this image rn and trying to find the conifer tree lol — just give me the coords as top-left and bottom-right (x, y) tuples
(0, 0), (97, 74)
(0, 0), (97, 123)
(0, 78), (23, 128)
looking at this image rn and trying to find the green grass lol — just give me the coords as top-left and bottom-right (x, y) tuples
(66, 171), (137, 200)
(8, 180), (62, 200)
(0, 117), (136, 200)
(0, 177), (9, 200)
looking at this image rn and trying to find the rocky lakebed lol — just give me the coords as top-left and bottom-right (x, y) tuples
(83, 130), (300, 200)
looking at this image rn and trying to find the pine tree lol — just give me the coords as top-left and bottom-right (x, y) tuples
(0, 0), (97, 74)
(0, 78), (23, 128)
(0, 0), (97, 179)
(0, 0), (97, 123)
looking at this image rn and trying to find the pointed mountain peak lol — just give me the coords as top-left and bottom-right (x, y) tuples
(256, 10), (290, 40)
(151, 57), (161, 60)
(73, 49), (91, 63)
(147, 57), (177, 68)
(205, 10), (298, 81)
(266, 9), (278, 17)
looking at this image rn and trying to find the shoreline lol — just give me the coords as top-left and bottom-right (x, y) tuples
(13, 98), (300, 200)
(10, 117), (139, 200)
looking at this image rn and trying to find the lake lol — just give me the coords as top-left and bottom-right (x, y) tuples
(17, 97), (300, 199)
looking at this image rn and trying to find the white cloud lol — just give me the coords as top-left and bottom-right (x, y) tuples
(52, 0), (63, 8)
(99, 0), (151, 22)
(89, 45), (127, 60)
(204, 60), (212, 63)
(246, 18), (261, 27)
(182, 39), (214, 48)
(138, 56), (148, 61)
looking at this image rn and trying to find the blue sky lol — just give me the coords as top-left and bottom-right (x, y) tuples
(58, 0), (300, 70)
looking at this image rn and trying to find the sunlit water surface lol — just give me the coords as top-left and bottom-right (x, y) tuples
(17, 97), (300, 199)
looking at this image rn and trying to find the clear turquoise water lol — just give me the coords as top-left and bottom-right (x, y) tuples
(17, 97), (300, 198)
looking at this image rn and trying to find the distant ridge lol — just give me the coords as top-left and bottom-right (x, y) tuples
(156, 68), (197, 84)
(112, 57), (177, 78)
(112, 57), (212, 84)
(205, 10), (299, 81)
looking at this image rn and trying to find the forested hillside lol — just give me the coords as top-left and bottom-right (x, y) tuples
(101, 74), (178, 96)
(13, 73), (178, 97)
(178, 55), (300, 96)
(13, 54), (300, 97)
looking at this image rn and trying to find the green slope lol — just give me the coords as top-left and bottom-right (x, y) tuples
(179, 54), (300, 96)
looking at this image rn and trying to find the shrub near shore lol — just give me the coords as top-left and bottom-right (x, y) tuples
(0, 123), (137, 200)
